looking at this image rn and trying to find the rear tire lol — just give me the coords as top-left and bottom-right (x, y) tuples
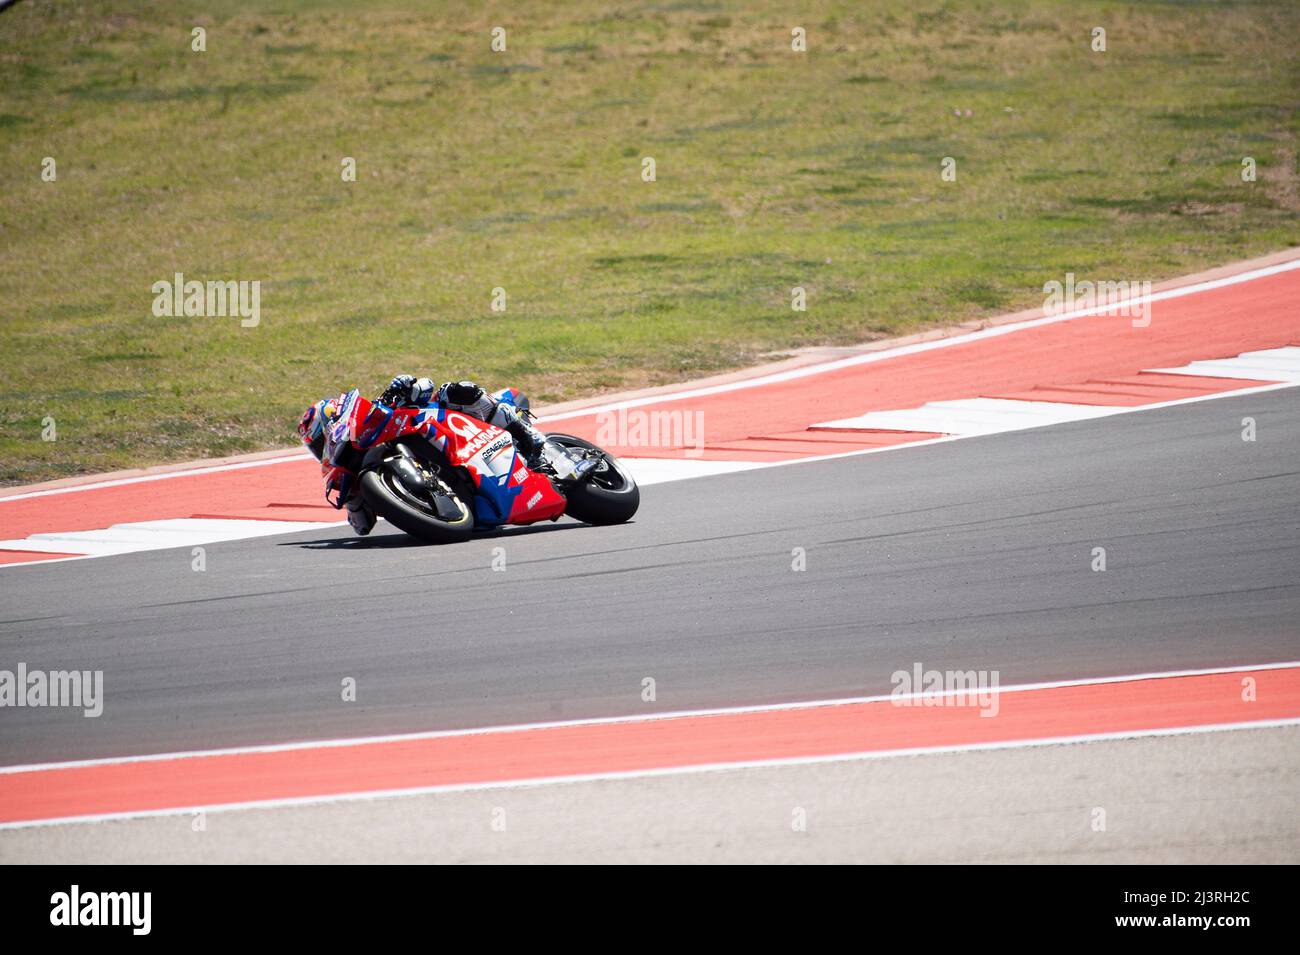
(545, 433), (640, 526)
(359, 458), (475, 544)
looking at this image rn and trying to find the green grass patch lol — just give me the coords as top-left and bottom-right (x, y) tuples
(1, 0), (1298, 483)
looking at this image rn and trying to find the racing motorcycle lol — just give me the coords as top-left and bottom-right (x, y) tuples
(317, 387), (639, 543)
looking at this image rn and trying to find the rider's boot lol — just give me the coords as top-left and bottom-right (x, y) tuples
(497, 407), (548, 469)
(497, 404), (596, 478)
(346, 496), (377, 536)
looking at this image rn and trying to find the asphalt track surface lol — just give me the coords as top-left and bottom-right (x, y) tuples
(2, 388), (1297, 767)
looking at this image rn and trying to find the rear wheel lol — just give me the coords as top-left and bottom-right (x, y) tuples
(545, 433), (640, 525)
(359, 449), (475, 543)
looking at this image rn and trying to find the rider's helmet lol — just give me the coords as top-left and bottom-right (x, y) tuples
(297, 397), (337, 461)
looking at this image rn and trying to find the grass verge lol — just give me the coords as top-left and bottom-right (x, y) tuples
(1, 0), (1297, 483)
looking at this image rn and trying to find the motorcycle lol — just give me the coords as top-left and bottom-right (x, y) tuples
(317, 387), (639, 543)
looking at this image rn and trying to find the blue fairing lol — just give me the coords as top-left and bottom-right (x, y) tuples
(471, 446), (523, 526)
(354, 404), (395, 450)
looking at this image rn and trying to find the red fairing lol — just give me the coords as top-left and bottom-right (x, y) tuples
(505, 464), (567, 523)
(320, 391), (566, 525)
(426, 410), (567, 524)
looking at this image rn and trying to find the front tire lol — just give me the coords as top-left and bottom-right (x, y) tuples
(359, 457), (475, 544)
(545, 433), (640, 525)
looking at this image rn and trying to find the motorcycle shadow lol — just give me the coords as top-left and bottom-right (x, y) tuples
(285, 519), (599, 550)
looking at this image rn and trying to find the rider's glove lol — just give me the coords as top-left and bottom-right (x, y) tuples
(381, 375), (416, 405)
(382, 375), (435, 407)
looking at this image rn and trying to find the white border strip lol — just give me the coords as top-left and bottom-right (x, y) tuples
(3, 659), (1295, 776)
(3, 717), (1296, 831)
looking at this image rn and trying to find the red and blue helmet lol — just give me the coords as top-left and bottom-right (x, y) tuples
(298, 396), (340, 459)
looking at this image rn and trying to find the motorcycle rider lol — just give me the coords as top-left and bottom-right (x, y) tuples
(297, 376), (551, 537)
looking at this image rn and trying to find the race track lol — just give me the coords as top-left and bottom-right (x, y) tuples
(3, 387), (1297, 767)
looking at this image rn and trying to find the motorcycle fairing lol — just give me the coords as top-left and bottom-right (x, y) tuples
(319, 390), (566, 527)
(492, 387), (523, 410)
(434, 409), (565, 526)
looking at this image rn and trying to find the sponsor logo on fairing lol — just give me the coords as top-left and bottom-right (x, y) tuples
(483, 437), (512, 460)
(445, 412), (506, 461)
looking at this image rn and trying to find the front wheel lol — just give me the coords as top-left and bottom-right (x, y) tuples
(359, 452), (475, 544)
(545, 433), (640, 526)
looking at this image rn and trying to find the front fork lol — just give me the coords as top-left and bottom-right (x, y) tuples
(374, 442), (467, 522)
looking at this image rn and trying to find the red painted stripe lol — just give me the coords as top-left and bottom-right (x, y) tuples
(190, 508), (345, 523)
(991, 373), (1273, 407)
(990, 388), (1157, 407)
(2, 667), (1294, 825)
(1094, 373), (1267, 392)
(703, 437), (904, 456)
(0, 550), (84, 565)
(762, 429), (942, 445)
(600, 431), (944, 460)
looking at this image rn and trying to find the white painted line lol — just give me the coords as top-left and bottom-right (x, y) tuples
(4, 659), (1295, 776)
(1148, 345), (1300, 382)
(0, 517), (338, 557)
(3, 717), (1296, 831)
(621, 458), (763, 485)
(816, 398), (1122, 436)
